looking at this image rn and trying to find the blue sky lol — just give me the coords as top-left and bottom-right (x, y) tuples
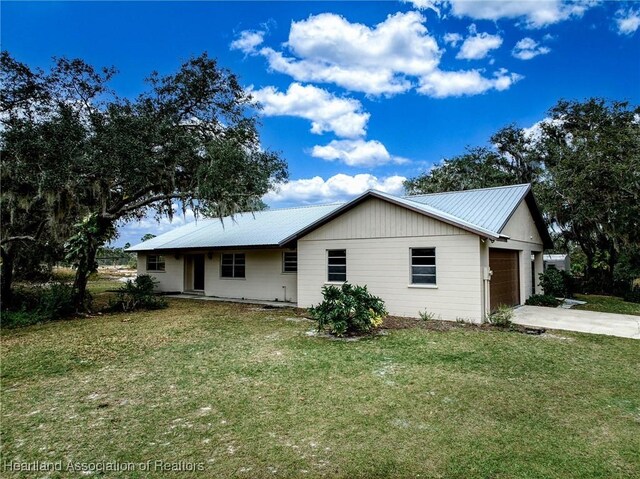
(3, 1), (639, 246)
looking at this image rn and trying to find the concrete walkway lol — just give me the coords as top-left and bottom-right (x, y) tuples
(166, 293), (295, 309)
(513, 306), (640, 339)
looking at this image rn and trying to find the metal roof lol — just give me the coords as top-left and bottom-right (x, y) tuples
(127, 184), (549, 252)
(127, 203), (343, 252)
(404, 184), (531, 234)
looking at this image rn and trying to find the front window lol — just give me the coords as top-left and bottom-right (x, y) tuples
(146, 254), (165, 272)
(221, 253), (245, 278)
(327, 249), (346, 282)
(283, 251), (297, 273)
(411, 248), (436, 285)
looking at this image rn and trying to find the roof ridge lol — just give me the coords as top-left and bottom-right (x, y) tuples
(405, 183), (530, 198)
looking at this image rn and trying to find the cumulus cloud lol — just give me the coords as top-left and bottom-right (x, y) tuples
(456, 28), (503, 60)
(230, 30), (265, 54)
(615, 7), (640, 35)
(438, 0), (599, 28)
(443, 32), (463, 46)
(418, 68), (522, 98)
(264, 173), (407, 204)
(232, 11), (521, 98)
(249, 83), (369, 138)
(512, 37), (551, 60)
(311, 139), (409, 167)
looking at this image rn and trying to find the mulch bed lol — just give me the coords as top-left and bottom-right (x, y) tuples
(381, 316), (545, 335)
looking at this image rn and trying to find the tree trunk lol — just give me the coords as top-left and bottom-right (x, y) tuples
(72, 239), (98, 311)
(1, 246), (15, 310)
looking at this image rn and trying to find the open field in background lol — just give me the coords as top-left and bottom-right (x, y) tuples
(2, 289), (639, 478)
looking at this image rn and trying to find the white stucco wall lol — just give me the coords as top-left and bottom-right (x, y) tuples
(137, 253), (184, 292)
(137, 249), (297, 302)
(297, 197), (484, 321)
(204, 249), (297, 302)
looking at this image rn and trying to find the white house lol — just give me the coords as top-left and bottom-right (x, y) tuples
(127, 184), (552, 322)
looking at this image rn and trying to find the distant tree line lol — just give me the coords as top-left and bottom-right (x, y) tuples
(405, 98), (640, 294)
(1, 52), (287, 310)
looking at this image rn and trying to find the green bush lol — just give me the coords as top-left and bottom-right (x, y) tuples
(525, 294), (561, 307)
(111, 275), (167, 312)
(309, 283), (387, 336)
(2, 310), (48, 328)
(623, 286), (640, 304)
(539, 268), (574, 298)
(3, 282), (76, 328)
(488, 305), (513, 328)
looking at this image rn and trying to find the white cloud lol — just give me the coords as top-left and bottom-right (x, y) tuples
(418, 68), (522, 98)
(258, 11), (439, 96)
(402, 0), (441, 14)
(311, 139), (409, 167)
(512, 37), (551, 60)
(234, 11), (521, 98)
(249, 83), (369, 138)
(230, 30), (265, 54)
(443, 32), (463, 46)
(615, 7), (640, 35)
(264, 173), (406, 204)
(441, 0), (599, 28)
(456, 29), (503, 60)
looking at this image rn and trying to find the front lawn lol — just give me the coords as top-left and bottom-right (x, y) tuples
(574, 293), (640, 316)
(1, 300), (639, 478)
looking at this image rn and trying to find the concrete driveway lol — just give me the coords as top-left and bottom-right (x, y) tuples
(513, 306), (640, 339)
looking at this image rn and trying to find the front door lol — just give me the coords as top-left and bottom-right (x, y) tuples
(193, 254), (205, 291)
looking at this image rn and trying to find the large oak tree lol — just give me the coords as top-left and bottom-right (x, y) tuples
(1, 52), (287, 309)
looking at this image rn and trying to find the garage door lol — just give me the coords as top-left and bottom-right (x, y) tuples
(489, 249), (520, 310)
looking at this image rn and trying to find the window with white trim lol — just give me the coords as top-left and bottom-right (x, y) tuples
(327, 249), (346, 282)
(146, 254), (165, 272)
(283, 251), (297, 273)
(411, 248), (436, 285)
(221, 253), (245, 278)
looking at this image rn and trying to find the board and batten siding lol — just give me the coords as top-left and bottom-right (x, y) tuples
(298, 197), (484, 321)
(489, 199), (545, 303)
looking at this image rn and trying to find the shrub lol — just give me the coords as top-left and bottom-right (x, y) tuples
(2, 310), (48, 328)
(488, 305), (513, 328)
(3, 282), (75, 328)
(111, 275), (167, 312)
(525, 294), (561, 307)
(418, 310), (436, 321)
(309, 283), (387, 336)
(623, 286), (640, 304)
(539, 269), (574, 298)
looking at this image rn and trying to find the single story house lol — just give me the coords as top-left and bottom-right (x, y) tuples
(127, 184), (552, 322)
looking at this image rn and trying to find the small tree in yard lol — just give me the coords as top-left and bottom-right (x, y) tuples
(1, 51), (288, 310)
(309, 283), (387, 337)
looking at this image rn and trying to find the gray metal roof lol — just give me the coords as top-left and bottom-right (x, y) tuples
(127, 203), (343, 252)
(127, 184), (541, 252)
(404, 184), (531, 234)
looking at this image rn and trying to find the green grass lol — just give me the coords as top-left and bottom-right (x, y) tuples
(574, 294), (640, 316)
(1, 300), (639, 478)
